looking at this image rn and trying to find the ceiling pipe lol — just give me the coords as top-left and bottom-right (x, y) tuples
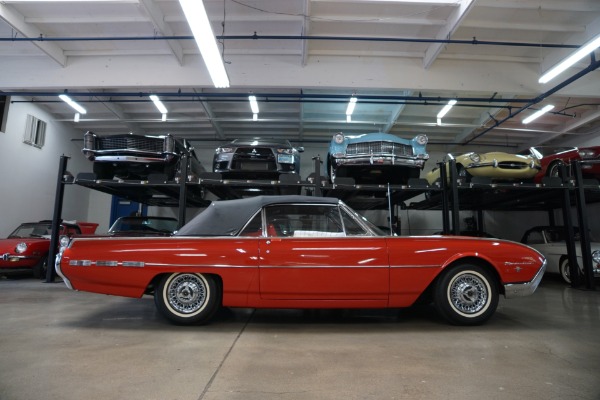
(0, 33), (581, 50)
(465, 56), (600, 144)
(5, 91), (539, 104)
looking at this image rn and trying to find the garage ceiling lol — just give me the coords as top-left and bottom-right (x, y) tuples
(1, 0), (599, 152)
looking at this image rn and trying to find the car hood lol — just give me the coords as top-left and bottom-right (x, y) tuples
(0, 238), (50, 253)
(457, 152), (535, 163)
(345, 132), (408, 144)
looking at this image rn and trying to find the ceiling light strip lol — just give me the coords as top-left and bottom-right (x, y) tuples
(522, 105), (554, 124)
(346, 97), (357, 116)
(179, 0), (229, 88)
(249, 96), (259, 114)
(149, 95), (168, 114)
(59, 94), (86, 114)
(539, 33), (600, 84)
(436, 99), (457, 119)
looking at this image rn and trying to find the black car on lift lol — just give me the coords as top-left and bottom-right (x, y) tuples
(82, 131), (205, 181)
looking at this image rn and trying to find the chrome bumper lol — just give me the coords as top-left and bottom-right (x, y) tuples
(504, 260), (546, 298)
(54, 248), (73, 290)
(334, 155), (426, 168)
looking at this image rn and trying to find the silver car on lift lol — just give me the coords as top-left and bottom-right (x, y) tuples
(213, 138), (304, 180)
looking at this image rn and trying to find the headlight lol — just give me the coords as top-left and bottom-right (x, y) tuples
(59, 235), (71, 248)
(277, 148), (293, 154)
(592, 250), (600, 264)
(15, 242), (27, 254)
(216, 147), (234, 154)
(469, 153), (481, 163)
(333, 132), (345, 144)
(579, 150), (596, 159)
(415, 134), (428, 145)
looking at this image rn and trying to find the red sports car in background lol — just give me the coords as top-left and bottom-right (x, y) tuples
(1, 220), (98, 278)
(57, 196), (546, 326)
(529, 146), (600, 183)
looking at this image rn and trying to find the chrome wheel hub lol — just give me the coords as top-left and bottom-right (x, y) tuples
(450, 274), (488, 314)
(167, 274), (206, 314)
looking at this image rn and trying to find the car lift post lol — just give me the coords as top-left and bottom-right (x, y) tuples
(46, 155), (69, 283)
(572, 160), (596, 290)
(439, 162), (450, 234)
(558, 163), (580, 287)
(448, 159), (460, 235)
(177, 153), (189, 229)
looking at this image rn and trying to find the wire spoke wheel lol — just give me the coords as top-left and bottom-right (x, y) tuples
(155, 273), (220, 325)
(435, 264), (498, 325)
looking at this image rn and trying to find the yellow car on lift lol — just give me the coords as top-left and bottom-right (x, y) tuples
(425, 152), (541, 185)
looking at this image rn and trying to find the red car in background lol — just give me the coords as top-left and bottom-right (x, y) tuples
(529, 146), (600, 183)
(1, 220), (98, 278)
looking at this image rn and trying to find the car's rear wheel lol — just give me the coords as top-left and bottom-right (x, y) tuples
(456, 165), (472, 185)
(154, 273), (220, 325)
(434, 264), (499, 325)
(547, 161), (564, 179)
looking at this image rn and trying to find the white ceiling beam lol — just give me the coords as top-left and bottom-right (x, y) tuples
(423, 0), (475, 70)
(137, 0), (183, 66)
(301, 0), (311, 67)
(522, 107), (600, 147)
(460, 20), (586, 33)
(476, 0), (600, 13)
(0, 3), (66, 66)
(24, 16), (149, 24)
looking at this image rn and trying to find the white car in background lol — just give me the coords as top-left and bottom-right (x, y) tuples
(521, 226), (600, 284)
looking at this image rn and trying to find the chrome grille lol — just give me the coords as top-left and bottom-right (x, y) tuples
(97, 136), (165, 152)
(498, 162), (528, 170)
(346, 141), (413, 157)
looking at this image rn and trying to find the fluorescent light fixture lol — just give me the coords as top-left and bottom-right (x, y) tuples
(59, 94), (86, 114)
(253, 113), (258, 121)
(346, 115), (352, 123)
(436, 118), (442, 126)
(179, 0), (230, 88)
(539, 34), (600, 84)
(74, 113), (80, 123)
(523, 105), (554, 124)
(5, 0), (138, 2)
(161, 113), (167, 122)
(346, 97), (357, 116)
(249, 96), (259, 114)
(437, 99), (457, 119)
(149, 95), (168, 114)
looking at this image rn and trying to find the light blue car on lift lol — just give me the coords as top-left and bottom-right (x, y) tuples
(327, 132), (429, 184)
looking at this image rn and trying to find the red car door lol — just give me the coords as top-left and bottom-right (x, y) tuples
(258, 237), (389, 300)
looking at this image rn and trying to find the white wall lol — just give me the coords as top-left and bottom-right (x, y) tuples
(0, 97), (92, 237)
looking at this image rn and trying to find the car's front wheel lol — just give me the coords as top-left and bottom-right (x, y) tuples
(559, 258), (574, 284)
(434, 264), (499, 325)
(33, 256), (48, 279)
(154, 273), (221, 325)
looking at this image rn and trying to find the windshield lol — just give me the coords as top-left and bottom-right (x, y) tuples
(109, 217), (178, 234)
(9, 223), (52, 238)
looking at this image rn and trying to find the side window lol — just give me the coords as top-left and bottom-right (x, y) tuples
(341, 209), (368, 236)
(527, 231), (545, 244)
(239, 213), (263, 237)
(265, 204), (345, 237)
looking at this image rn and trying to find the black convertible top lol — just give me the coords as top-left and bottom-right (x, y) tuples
(175, 195), (340, 236)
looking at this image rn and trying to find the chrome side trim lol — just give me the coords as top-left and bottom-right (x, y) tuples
(504, 260), (547, 299)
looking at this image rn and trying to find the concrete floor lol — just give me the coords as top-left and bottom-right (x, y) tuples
(0, 275), (598, 400)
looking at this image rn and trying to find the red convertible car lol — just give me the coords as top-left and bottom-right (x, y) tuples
(1, 220), (98, 278)
(529, 146), (600, 183)
(57, 196), (546, 326)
